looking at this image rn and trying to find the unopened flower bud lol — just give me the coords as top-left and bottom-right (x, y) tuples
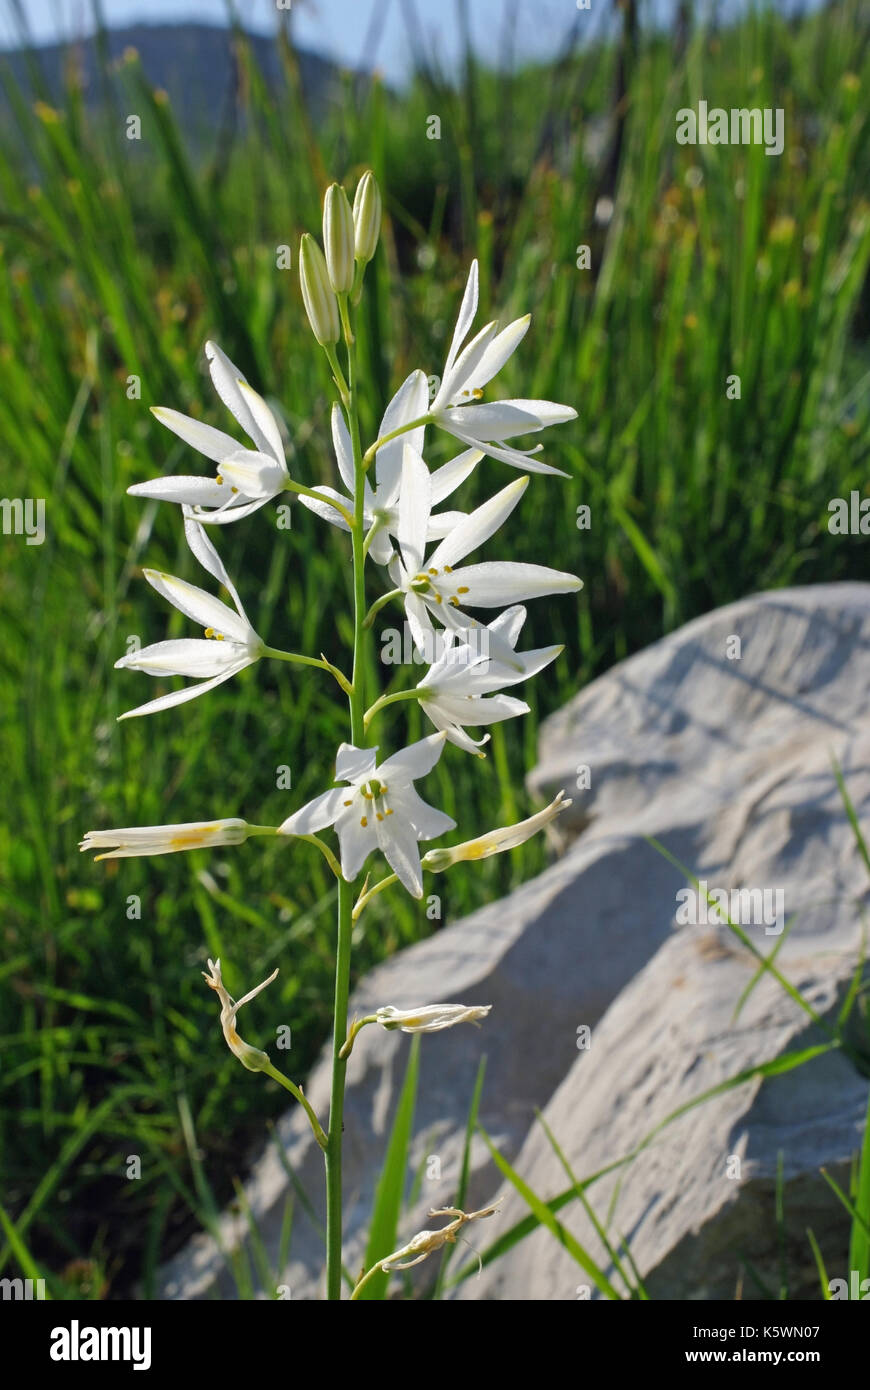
(323, 183), (355, 293)
(422, 791), (572, 871)
(299, 233), (339, 345)
(352, 170), (382, 265)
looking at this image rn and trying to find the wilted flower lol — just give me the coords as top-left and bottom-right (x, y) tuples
(202, 957), (278, 1073)
(279, 734), (454, 896)
(422, 790), (573, 870)
(80, 818), (251, 861)
(376, 1003), (491, 1033)
(133, 341), (290, 524)
(300, 233), (340, 345)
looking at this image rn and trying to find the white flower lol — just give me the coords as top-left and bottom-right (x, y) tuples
(375, 1003), (491, 1033)
(388, 442), (582, 661)
(116, 515), (263, 719)
(80, 818), (250, 860)
(202, 957), (278, 1073)
(422, 790), (573, 870)
(428, 260), (576, 476)
(131, 342), (290, 524)
(279, 733), (455, 897)
(415, 605), (562, 754)
(299, 394), (479, 567)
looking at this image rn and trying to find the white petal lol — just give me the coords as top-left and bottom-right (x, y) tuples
(502, 398), (578, 427)
(331, 403), (355, 494)
(188, 494), (275, 524)
(150, 407), (242, 464)
(115, 637), (242, 678)
(391, 784), (456, 839)
(377, 731), (448, 784)
(376, 370), (429, 503)
(397, 443), (432, 575)
(205, 341), (272, 454)
(439, 402), (544, 441)
(143, 570), (253, 643)
(488, 604), (526, 648)
(405, 592), (437, 662)
(424, 692), (528, 726)
(183, 513), (244, 615)
(236, 380), (286, 463)
(279, 787), (349, 836)
(468, 316), (530, 392)
(368, 530), (396, 566)
(442, 428), (568, 477)
(377, 813), (425, 897)
(335, 744), (378, 783)
(296, 486), (352, 531)
(444, 260), (479, 378)
(428, 476), (528, 570)
(429, 447), (483, 505)
(448, 562), (583, 606)
(117, 664), (247, 720)
(218, 449), (287, 500)
(335, 807), (376, 881)
(435, 321), (497, 411)
(425, 510), (467, 540)
(128, 476), (229, 507)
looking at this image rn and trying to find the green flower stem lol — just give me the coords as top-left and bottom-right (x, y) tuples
(362, 587), (403, 628)
(349, 1259), (386, 1301)
(363, 686), (420, 731)
(352, 871), (398, 921)
(262, 646), (352, 696)
(361, 414), (433, 471)
(325, 291), (369, 1301)
(323, 342), (350, 409)
(261, 1060), (328, 1150)
(338, 1013), (378, 1060)
(283, 479), (354, 530)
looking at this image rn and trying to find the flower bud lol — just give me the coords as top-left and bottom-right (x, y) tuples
(202, 958), (279, 1073)
(323, 183), (355, 293)
(421, 791), (572, 871)
(299, 233), (340, 345)
(352, 170), (382, 265)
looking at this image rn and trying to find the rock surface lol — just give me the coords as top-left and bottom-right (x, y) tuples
(158, 583), (870, 1300)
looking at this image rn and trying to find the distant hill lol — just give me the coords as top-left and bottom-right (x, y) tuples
(0, 23), (360, 146)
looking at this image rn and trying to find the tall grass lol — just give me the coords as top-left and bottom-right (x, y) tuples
(0, 1), (868, 1294)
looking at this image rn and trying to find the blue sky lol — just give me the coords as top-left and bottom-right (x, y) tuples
(0, 1), (588, 81)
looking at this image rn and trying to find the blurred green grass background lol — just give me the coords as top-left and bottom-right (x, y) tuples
(1, 0), (869, 1297)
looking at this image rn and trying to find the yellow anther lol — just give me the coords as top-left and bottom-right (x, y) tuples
(204, 627), (214, 638)
(443, 565), (453, 574)
(435, 593), (443, 604)
(343, 799), (352, 806)
(231, 486), (239, 494)
(360, 816), (368, 827)
(448, 596), (460, 607)
(428, 567), (438, 576)
(386, 808), (394, 816)
(472, 388), (483, 399)
(376, 812), (384, 821)
(216, 475), (224, 485)
(457, 586), (469, 594)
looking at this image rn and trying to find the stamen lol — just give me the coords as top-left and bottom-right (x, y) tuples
(428, 567), (438, 576)
(204, 627), (214, 638)
(443, 565), (453, 574)
(376, 812), (384, 821)
(343, 799), (353, 806)
(457, 586), (469, 594)
(216, 475), (224, 485)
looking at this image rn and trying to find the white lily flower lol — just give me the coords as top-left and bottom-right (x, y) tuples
(422, 790), (573, 870)
(415, 605), (562, 755)
(116, 514), (264, 719)
(428, 260), (576, 477)
(388, 443), (582, 661)
(299, 395), (480, 566)
(202, 957), (279, 1073)
(130, 341), (290, 524)
(375, 1003), (491, 1033)
(80, 818), (250, 860)
(279, 733), (455, 897)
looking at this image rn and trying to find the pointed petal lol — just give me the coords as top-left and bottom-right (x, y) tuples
(128, 476), (229, 507)
(115, 637), (242, 678)
(236, 380), (286, 463)
(205, 341), (273, 454)
(468, 315), (530, 391)
(335, 808), (376, 881)
(218, 449), (287, 500)
(331, 403), (355, 494)
(429, 447), (482, 505)
(183, 513), (245, 615)
(442, 428), (569, 477)
(488, 604), (526, 648)
(397, 443), (432, 575)
(368, 530), (396, 566)
(439, 402), (544, 441)
(335, 744), (378, 783)
(279, 787), (349, 835)
(150, 407), (242, 464)
(434, 321), (498, 411)
(117, 664), (247, 720)
(188, 494), (275, 524)
(296, 486), (352, 531)
(428, 476), (528, 570)
(377, 730), (448, 783)
(376, 370), (429, 502)
(392, 784), (456, 839)
(143, 570), (253, 643)
(449, 562), (583, 607)
(444, 260), (479, 378)
(425, 510), (467, 540)
(377, 814), (425, 897)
